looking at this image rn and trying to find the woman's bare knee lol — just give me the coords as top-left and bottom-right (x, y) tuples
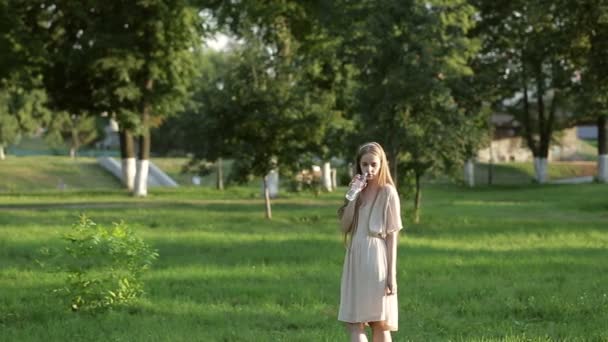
(369, 322), (391, 342)
(369, 321), (386, 330)
(346, 322), (365, 334)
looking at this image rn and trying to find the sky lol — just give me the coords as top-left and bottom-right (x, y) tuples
(205, 33), (230, 51)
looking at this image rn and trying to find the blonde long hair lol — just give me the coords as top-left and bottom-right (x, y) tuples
(338, 142), (395, 245)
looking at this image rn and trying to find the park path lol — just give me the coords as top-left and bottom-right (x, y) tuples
(549, 176), (595, 184)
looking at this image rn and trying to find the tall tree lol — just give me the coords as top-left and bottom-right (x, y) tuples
(0, 77), (49, 160)
(85, 1), (206, 196)
(23, 2), (101, 161)
(448, 62), (499, 188)
(340, 0), (480, 222)
(0, 1), (50, 159)
(151, 49), (236, 189)
(575, 1), (608, 182)
(44, 111), (99, 158)
(474, 0), (582, 183)
(208, 1), (343, 217)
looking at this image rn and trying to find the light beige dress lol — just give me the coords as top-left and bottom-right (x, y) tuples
(338, 185), (403, 331)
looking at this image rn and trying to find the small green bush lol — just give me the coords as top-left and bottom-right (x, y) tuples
(54, 215), (158, 312)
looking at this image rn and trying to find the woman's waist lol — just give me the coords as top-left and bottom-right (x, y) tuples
(352, 231), (386, 242)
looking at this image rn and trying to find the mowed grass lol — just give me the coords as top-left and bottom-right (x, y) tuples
(0, 156), (224, 192)
(0, 184), (607, 341)
(474, 162), (597, 185)
(2, 155), (601, 193)
(151, 158), (233, 187)
(0, 156), (121, 192)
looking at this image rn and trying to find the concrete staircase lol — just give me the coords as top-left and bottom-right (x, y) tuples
(97, 157), (179, 187)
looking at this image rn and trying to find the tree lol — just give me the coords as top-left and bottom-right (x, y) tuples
(198, 1), (345, 216)
(473, 0), (582, 183)
(44, 111), (99, 158)
(448, 63), (499, 187)
(223, 39), (335, 218)
(155, 50), (237, 190)
(340, 0), (480, 222)
(0, 1), (50, 159)
(574, 1), (608, 182)
(0, 77), (48, 160)
(84, 1), (206, 196)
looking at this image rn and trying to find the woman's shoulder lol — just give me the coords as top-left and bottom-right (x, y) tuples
(380, 183), (398, 196)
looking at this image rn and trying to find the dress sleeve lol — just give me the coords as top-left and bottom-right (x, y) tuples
(384, 186), (403, 234)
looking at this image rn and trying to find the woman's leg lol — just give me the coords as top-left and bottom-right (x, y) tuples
(345, 323), (368, 342)
(369, 321), (391, 342)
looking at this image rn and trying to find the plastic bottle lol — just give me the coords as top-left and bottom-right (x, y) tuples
(345, 173), (368, 201)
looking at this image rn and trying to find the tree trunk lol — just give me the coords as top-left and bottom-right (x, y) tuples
(322, 161), (332, 192)
(536, 68), (547, 155)
(70, 127), (80, 159)
(534, 157), (548, 184)
(598, 114), (608, 183)
(464, 158), (475, 187)
(134, 115), (151, 197)
(216, 157), (224, 190)
(264, 175), (272, 219)
(413, 172), (422, 224)
(0, 144), (5, 160)
(391, 147), (399, 188)
(119, 129), (136, 191)
(134, 79), (153, 197)
(536, 71), (558, 185)
(522, 59), (536, 153)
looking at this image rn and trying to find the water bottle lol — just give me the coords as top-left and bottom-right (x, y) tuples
(345, 173), (368, 201)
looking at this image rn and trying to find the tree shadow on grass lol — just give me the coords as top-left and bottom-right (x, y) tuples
(474, 163), (535, 185)
(0, 200), (337, 229)
(2, 239), (608, 341)
(0, 262), (341, 341)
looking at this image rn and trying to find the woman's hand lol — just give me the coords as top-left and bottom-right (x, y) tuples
(386, 276), (397, 296)
(348, 174), (367, 190)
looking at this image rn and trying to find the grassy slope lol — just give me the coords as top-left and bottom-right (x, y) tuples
(1, 184), (607, 341)
(0, 156), (226, 192)
(0, 156), (122, 192)
(1, 156), (601, 194)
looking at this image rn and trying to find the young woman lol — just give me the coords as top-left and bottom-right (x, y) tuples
(338, 142), (403, 342)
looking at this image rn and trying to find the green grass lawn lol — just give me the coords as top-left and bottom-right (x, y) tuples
(0, 156), (229, 192)
(1, 155), (601, 194)
(1, 184), (607, 341)
(0, 156), (122, 192)
(474, 161), (597, 185)
(151, 158), (234, 187)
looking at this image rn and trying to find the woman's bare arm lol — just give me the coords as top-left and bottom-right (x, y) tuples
(339, 200), (357, 233)
(385, 231), (399, 294)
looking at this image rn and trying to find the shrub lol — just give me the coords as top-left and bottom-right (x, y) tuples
(54, 215), (158, 312)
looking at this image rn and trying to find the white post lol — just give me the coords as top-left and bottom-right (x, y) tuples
(464, 158), (475, 187)
(331, 168), (337, 190)
(0, 144), (5, 160)
(122, 157), (136, 191)
(134, 159), (149, 196)
(322, 162), (332, 191)
(598, 155), (608, 183)
(262, 169), (279, 198)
